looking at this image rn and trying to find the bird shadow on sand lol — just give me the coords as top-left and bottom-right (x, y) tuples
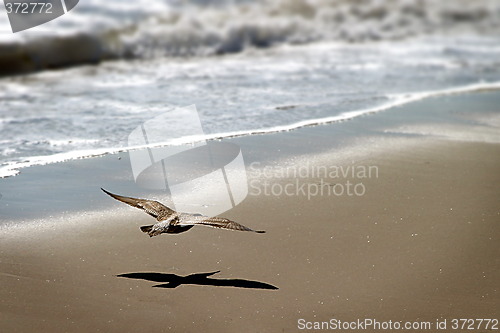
(117, 270), (278, 290)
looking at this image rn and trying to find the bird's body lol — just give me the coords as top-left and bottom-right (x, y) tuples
(101, 188), (264, 236)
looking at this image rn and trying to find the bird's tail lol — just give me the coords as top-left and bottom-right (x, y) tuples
(140, 225), (153, 234)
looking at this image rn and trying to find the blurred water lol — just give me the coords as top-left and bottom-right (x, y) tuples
(1, 0), (500, 178)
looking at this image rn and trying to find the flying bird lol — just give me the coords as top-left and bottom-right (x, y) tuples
(101, 188), (265, 236)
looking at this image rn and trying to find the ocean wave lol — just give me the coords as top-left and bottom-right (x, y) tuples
(1, 0), (499, 76)
(1, 80), (499, 179)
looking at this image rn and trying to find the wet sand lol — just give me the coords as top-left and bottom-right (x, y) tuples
(1, 136), (499, 332)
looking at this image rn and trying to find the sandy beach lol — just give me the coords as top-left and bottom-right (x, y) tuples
(1, 0), (500, 326)
(1, 115), (499, 332)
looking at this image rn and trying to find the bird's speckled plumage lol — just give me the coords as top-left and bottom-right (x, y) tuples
(101, 188), (265, 237)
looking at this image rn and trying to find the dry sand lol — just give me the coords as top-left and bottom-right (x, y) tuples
(1, 138), (499, 332)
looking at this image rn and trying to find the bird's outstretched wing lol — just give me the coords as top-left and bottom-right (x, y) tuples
(177, 214), (265, 233)
(101, 188), (176, 221)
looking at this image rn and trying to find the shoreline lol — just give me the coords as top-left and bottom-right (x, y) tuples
(2, 82), (500, 180)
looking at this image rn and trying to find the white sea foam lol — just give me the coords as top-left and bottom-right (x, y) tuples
(0, 0), (499, 74)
